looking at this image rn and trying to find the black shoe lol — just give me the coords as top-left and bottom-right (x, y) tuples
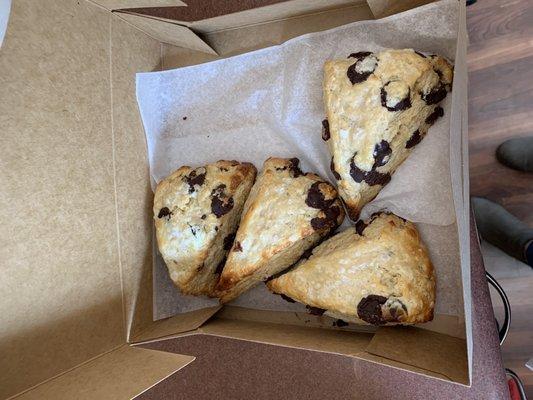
(472, 197), (533, 265)
(496, 137), (533, 172)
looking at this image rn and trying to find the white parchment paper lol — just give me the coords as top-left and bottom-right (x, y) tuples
(137, 0), (463, 321)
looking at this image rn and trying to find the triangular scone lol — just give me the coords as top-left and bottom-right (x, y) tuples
(267, 213), (435, 325)
(154, 160), (257, 296)
(216, 158), (345, 303)
(323, 49), (453, 219)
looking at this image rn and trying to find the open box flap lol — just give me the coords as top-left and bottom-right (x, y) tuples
(160, 3), (373, 64)
(366, 0), (434, 18)
(199, 318), (373, 356)
(12, 345), (194, 400)
(90, 0), (186, 10)
(113, 11), (217, 53)
(116, 0), (360, 32)
(131, 306), (222, 344)
(366, 327), (469, 385)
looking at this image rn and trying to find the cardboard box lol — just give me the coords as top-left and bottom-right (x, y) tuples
(0, 1), (469, 399)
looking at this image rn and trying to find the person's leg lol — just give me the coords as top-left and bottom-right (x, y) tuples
(496, 137), (533, 172)
(472, 197), (533, 266)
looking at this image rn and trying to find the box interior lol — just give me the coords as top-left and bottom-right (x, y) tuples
(0, 1), (468, 399)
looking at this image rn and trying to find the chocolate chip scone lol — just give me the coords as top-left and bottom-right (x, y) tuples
(267, 213), (435, 325)
(323, 49), (453, 220)
(215, 158), (345, 303)
(154, 160), (257, 296)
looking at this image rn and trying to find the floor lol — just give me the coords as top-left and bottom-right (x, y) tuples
(467, 0), (533, 397)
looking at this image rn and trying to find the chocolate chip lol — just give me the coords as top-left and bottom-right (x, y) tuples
(381, 82), (411, 112)
(372, 140), (392, 168)
(188, 223), (197, 236)
(355, 220), (368, 235)
(184, 168), (206, 193)
(201, 214), (207, 220)
(158, 207), (171, 219)
(223, 233), (236, 250)
(350, 160), (391, 186)
(425, 106), (444, 126)
(288, 158), (304, 178)
(357, 295), (388, 325)
(305, 182), (334, 210)
(347, 52), (378, 85)
(330, 157), (341, 180)
(280, 294), (296, 303)
(421, 84), (447, 105)
(233, 241), (242, 252)
(310, 206), (341, 231)
(414, 50), (426, 58)
(405, 129), (423, 149)
(306, 305), (326, 316)
(211, 184), (234, 218)
(321, 119), (330, 141)
(214, 258), (225, 274)
(333, 319), (349, 327)
(348, 51), (373, 60)
(182, 116), (187, 120)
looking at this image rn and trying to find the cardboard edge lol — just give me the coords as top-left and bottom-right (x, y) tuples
(9, 345), (194, 400)
(365, 327), (469, 385)
(130, 306), (222, 344)
(113, 11), (217, 54)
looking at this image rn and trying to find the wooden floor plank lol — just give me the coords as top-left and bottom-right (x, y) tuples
(467, 0), (533, 397)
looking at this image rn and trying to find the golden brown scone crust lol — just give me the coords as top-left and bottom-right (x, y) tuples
(216, 157), (345, 303)
(154, 160), (256, 296)
(267, 213), (435, 325)
(323, 49), (453, 220)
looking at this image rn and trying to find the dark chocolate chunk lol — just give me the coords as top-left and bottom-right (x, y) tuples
(414, 50), (426, 58)
(380, 82), (411, 112)
(223, 233), (236, 250)
(201, 214), (207, 220)
(184, 168), (206, 193)
(310, 206), (341, 231)
(333, 319), (349, 327)
(182, 116), (187, 120)
(355, 220), (368, 235)
(425, 106), (444, 126)
(280, 294), (296, 303)
(211, 184), (234, 218)
(306, 305), (326, 316)
(330, 157), (341, 180)
(233, 241), (243, 252)
(305, 182), (334, 210)
(372, 140), (392, 168)
(405, 129), (422, 149)
(288, 158), (304, 177)
(349, 160), (391, 186)
(348, 51), (373, 60)
(157, 207), (171, 219)
(321, 119), (330, 141)
(357, 295), (388, 325)
(214, 259), (225, 274)
(421, 84), (447, 105)
(347, 52), (378, 85)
